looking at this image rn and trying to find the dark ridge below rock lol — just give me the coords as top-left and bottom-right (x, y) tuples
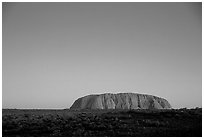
(70, 92), (172, 110)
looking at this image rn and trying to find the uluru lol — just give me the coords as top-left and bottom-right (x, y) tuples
(70, 93), (171, 110)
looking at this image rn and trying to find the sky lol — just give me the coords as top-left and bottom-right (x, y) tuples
(2, 2), (202, 109)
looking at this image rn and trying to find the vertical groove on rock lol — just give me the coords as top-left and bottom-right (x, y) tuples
(129, 95), (132, 109)
(137, 95), (141, 109)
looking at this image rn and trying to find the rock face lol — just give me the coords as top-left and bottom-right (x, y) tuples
(70, 93), (171, 110)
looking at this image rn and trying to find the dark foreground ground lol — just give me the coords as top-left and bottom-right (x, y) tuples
(2, 108), (202, 137)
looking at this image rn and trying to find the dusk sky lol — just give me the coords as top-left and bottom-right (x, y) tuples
(3, 2), (201, 109)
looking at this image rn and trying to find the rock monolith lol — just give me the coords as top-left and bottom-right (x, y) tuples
(70, 93), (171, 110)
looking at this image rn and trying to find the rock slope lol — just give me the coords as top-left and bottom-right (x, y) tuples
(70, 93), (171, 109)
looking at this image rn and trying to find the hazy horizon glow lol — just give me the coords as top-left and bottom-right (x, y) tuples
(3, 2), (201, 109)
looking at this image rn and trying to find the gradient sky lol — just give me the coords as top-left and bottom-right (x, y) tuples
(3, 2), (201, 109)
